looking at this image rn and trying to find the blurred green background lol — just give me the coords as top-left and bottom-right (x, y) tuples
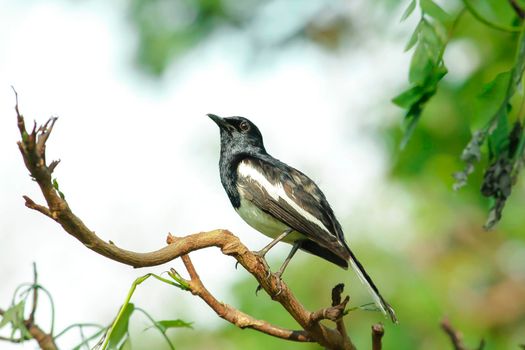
(2, 0), (525, 349)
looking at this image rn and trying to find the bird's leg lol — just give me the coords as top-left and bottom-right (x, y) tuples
(275, 240), (301, 279)
(254, 228), (293, 295)
(254, 228), (293, 259)
(271, 241), (301, 296)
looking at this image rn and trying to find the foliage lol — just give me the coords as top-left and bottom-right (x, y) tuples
(394, 0), (525, 228)
(127, 0), (354, 75)
(0, 268), (192, 350)
(97, 272), (190, 350)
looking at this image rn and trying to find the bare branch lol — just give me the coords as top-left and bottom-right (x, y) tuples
(29, 262), (38, 323)
(332, 283), (350, 341)
(23, 196), (55, 220)
(310, 284), (348, 324)
(24, 323), (58, 350)
(441, 318), (465, 350)
(14, 94), (360, 349)
(178, 256), (311, 342)
(371, 323), (384, 350)
(441, 318), (484, 350)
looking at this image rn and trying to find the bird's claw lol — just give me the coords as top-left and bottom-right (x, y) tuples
(252, 250), (272, 277)
(255, 284), (263, 295)
(272, 272), (283, 297)
(255, 271), (283, 297)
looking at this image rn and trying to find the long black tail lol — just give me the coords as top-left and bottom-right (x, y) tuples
(348, 249), (398, 323)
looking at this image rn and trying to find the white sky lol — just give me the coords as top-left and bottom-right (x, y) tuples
(0, 1), (414, 348)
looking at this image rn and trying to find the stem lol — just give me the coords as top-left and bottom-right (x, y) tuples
(134, 308), (175, 350)
(100, 273), (185, 349)
(463, 0), (521, 32)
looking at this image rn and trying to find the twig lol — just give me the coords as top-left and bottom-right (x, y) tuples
(371, 323), (384, 350)
(462, 0), (521, 32)
(331, 284), (350, 340)
(177, 256), (311, 342)
(23, 196), (55, 220)
(441, 318), (465, 350)
(14, 94), (360, 350)
(441, 318), (484, 350)
(309, 284), (349, 324)
(29, 262), (38, 323)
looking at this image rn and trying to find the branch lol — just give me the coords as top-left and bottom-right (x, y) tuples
(29, 262), (38, 323)
(371, 323), (384, 350)
(176, 255), (311, 342)
(14, 94), (364, 349)
(441, 318), (485, 350)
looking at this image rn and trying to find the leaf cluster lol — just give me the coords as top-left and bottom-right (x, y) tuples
(395, 0), (525, 228)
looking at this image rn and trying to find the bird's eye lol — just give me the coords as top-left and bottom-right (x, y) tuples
(239, 121), (250, 132)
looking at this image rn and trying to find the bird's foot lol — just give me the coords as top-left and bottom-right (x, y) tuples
(252, 249), (272, 279)
(255, 271), (284, 297)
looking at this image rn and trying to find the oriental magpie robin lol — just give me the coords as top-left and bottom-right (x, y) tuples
(209, 114), (397, 323)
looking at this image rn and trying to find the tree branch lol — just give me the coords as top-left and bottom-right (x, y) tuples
(29, 262), (38, 323)
(176, 255), (311, 342)
(371, 323), (384, 350)
(441, 318), (485, 350)
(14, 94), (365, 349)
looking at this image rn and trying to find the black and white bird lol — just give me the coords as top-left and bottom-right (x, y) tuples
(209, 114), (397, 323)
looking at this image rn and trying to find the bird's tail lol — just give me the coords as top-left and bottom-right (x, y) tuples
(347, 249), (398, 323)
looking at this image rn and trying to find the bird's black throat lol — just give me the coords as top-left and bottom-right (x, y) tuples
(210, 115), (267, 208)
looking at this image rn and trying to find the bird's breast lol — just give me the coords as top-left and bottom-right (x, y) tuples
(235, 197), (304, 243)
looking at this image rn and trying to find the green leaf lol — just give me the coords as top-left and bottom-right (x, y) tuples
(107, 303), (135, 350)
(400, 108), (423, 149)
(405, 20), (422, 52)
(409, 43), (434, 85)
(52, 178), (66, 200)
(392, 85), (425, 108)
(419, 20), (443, 61)
(400, 0), (416, 21)
(0, 301), (24, 329)
(420, 0), (452, 23)
(488, 112), (510, 159)
(119, 338), (132, 350)
(0, 301), (30, 340)
(480, 71), (511, 100)
(135, 308), (177, 350)
(154, 319), (193, 333)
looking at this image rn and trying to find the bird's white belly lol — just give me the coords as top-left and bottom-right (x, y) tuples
(235, 198), (304, 243)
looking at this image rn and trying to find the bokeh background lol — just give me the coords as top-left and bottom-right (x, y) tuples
(1, 0), (525, 349)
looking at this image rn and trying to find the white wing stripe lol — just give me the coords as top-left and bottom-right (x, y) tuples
(238, 161), (332, 235)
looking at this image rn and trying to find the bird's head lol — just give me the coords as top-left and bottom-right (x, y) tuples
(208, 114), (266, 155)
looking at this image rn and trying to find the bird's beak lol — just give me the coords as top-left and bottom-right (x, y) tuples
(207, 114), (230, 130)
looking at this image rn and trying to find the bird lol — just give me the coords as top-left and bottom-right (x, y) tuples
(208, 114), (397, 323)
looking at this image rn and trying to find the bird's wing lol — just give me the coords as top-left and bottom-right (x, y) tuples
(237, 157), (398, 322)
(236, 156), (350, 261)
